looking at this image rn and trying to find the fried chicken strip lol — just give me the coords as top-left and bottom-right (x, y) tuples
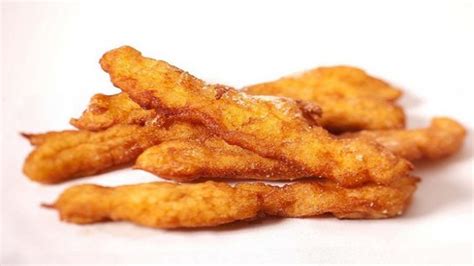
(51, 177), (418, 229)
(342, 117), (466, 161)
(100, 46), (411, 187)
(135, 117), (465, 180)
(71, 93), (321, 131)
(22, 123), (206, 184)
(248, 66), (402, 101)
(71, 65), (403, 133)
(243, 66), (405, 133)
(135, 138), (305, 181)
(70, 93), (157, 131)
(27, 116), (464, 184)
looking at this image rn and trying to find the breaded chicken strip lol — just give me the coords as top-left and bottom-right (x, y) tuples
(342, 118), (466, 161)
(51, 177), (418, 228)
(100, 46), (412, 187)
(22, 125), (161, 183)
(135, 118), (465, 180)
(135, 138), (305, 181)
(22, 123), (205, 184)
(71, 93), (321, 131)
(247, 66), (402, 101)
(70, 93), (157, 131)
(72, 65), (404, 133)
(243, 66), (405, 133)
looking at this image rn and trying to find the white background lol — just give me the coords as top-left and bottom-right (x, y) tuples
(1, 0), (473, 264)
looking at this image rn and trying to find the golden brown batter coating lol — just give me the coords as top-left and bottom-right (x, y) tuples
(342, 118), (466, 161)
(70, 93), (157, 131)
(71, 93), (322, 131)
(243, 66), (405, 132)
(22, 125), (160, 183)
(22, 123), (206, 184)
(246, 66), (402, 101)
(135, 138), (304, 181)
(52, 181), (261, 228)
(51, 177), (418, 228)
(99, 46), (412, 187)
(136, 117), (466, 181)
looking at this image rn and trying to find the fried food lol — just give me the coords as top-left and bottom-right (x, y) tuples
(22, 125), (160, 183)
(243, 66), (405, 133)
(135, 138), (304, 181)
(100, 46), (412, 187)
(342, 117), (466, 161)
(50, 181), (260, 228)
(71, 93), (322, 131)
(22, 123), (207, 184)
(247, 66), (402, 101)
(135, 117), (466, 180)
(70, 93), (157, 131)
(51, 177), (418, 228)
(72, 65), (404, 133)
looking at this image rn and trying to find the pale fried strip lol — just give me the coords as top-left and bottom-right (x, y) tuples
(342, 118), (466, 161)
(243, 66), (405, 132)
(51, 177), (418, 228)
(100, 46), (411, 187)
(22, 123), (205, 184)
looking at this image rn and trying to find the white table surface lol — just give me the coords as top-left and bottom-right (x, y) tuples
(1, 0), (473, 264)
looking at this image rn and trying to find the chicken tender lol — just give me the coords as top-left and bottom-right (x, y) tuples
(22, 125), (161, 183)
(247, 66), (402, 101)
(244, 66), (405, 132)
(70, 93), (157, 131)
(51, 181), (260, 228)
(51, 177), (418, 228)
(72, 93), (321, 131)
(135, 138), (304, 181)
(100, 46), (412, 187)
(22, 123), (206, 184)
(342, 117), (466, 161)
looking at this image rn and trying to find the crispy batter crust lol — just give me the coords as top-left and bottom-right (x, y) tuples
(52, 177), (418, 228)
(243, 66), (405, 132)
(70, 93), (157, 131)
(99, 46), (412, 187)
(22, 123), (206, 184)
(22, 125), (160, 183)
(71, 93), (321, 131)
(135, 138), (304, 181)
(52, 181), (261, 228)
(342, 118), (467, 161)
(246, 66), (402, 101)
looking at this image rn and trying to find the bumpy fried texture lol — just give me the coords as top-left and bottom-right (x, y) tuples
(241, 176), (418, 219)
(244, 66), (405, 133)
(135, 138), (303, 181)
(52, 177), (418, 228)
(342, 118), (466, 161)
(70, 93), (157, 131)
(72, 93), (322, 131)
(52, 181), (260, 228)
(23, 125), (160, 183)
(135, 118), (466, 181)
(100, 46), (412, 187)
(22, 123), (207, 184)
(247, 66), (402, 101)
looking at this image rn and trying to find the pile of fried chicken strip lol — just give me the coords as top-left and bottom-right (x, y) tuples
(23, 46), (466, 229)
